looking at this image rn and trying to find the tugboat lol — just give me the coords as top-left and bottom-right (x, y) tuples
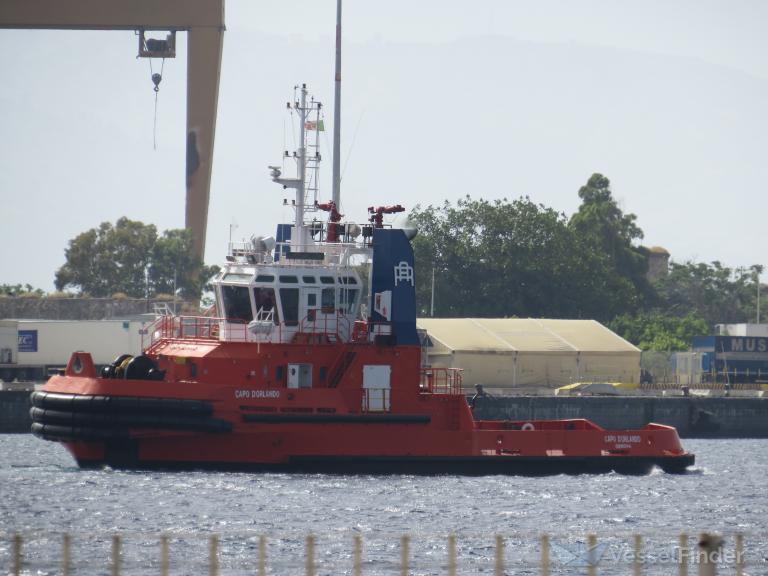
(30, 82), (694, 474)
(30, 16), (694, 475)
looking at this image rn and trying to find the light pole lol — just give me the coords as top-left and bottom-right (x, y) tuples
(430, 267), (435, 317)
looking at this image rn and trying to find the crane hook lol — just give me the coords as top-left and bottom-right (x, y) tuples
(152, 72), (162, 93)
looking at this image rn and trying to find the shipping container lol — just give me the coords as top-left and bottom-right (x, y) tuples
(0, 320), (18, 364)
(15, 319), (153, 367)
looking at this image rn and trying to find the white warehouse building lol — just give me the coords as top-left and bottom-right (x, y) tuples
(417, 318), (640, 392)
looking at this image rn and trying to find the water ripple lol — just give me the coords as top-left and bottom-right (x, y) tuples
(1, 436), (766, 575)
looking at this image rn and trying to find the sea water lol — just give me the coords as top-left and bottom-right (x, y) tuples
(1, 435), (766, 575)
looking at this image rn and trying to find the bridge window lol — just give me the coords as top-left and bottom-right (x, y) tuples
(339, 288), (359, 314)
(253, 287), (279, 324)
(302, 276), (317, 283)
(320, 276), (335, 284)
(255, 274), (274, 282)
(223, 273), (254, 282)
(279, 275), (299, 283)
(221, 285), (253, 322)
(280, 288), (299, 326)
(321, 288), (335, 312)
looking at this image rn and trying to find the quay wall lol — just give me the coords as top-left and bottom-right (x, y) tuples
(472, 396), (768, 438)
(0, 390), (32, 433)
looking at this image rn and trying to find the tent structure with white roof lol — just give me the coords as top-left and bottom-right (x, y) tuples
(416, 318), (640, 392)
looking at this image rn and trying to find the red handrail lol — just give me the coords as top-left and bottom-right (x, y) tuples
(143, 311), (363, 350)
(420, 367), (463, 395)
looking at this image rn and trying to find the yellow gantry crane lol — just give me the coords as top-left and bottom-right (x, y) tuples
(0, 0), (226, 262)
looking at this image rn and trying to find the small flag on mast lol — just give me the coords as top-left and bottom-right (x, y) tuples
(305, 119), (325, 131)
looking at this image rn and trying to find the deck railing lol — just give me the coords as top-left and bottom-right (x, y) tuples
(296, 312), (353, 343)
(142, 315), (241, 350)
(420, 367), (463, 395)
(3, 531), (746, 575)
(142, 312), (361, 351)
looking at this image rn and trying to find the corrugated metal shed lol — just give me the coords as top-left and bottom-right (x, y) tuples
(417, 318), (640, 391)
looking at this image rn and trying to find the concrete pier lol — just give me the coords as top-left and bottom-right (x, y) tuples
(472, 396), (768, 438)
(3, 390), (768, 437)
(0, 390), (32, 433)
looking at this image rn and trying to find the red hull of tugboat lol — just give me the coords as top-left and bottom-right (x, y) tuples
(32, 349), (694, 475)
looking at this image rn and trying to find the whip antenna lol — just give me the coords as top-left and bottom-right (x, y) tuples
(331, 0), (342, 209)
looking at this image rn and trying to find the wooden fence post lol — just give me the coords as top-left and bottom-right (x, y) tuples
(12, 534), (22, 576)
(495, 534), (504, 576)
(209, 535), (219, 576)
(111, 534), (121, 576)
(633, 534), (643, 576)
(400, 535), (410, 576)
(679, 533), (689, 576)
(306, 535), (315, 576)
(160, 534), (169, 576)
(587, 534), (597, 576)
(353, 534), (362, 576)
(258, 535), (266, 576)
(62, 533), (71, 576)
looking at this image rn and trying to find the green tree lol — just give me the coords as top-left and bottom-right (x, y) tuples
(55, 218), (218, 299)
(407, 175), (763, 328)
(409, 196), (624, 320)
(569, 173), (653, 312)
(55, 218), (157, 297)
(0, 284), (44, 297)
(150, 228), (219, 299)
(609, 313), (708, 351)
(654, 261), (763, 327)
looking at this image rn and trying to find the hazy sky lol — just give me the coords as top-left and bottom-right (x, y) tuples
(1, 0), (766, 292)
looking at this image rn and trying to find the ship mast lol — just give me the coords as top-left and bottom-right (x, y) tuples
(270, 2), (342, 251)
(296, 84), (308, 249)
(331, 0), (342, 209)
(270, 83), (316, 250)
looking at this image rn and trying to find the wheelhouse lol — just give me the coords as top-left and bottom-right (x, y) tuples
(215, 263), (363, 343)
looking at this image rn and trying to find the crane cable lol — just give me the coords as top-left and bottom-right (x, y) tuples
(148, 58), (166, 151)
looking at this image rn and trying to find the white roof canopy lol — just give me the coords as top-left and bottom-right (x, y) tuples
(417, 318), (639, 354)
